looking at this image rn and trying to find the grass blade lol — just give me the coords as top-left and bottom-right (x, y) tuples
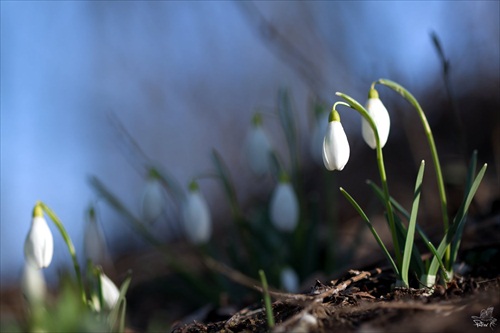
(401, 161), (425, 287)
(340, 187), (399, 276)
(259, 269), (275, 329)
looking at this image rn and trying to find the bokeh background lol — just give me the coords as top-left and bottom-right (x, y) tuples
(1, 0), (498, 308)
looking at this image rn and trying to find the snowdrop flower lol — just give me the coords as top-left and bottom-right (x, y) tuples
(24, 203), (53, 269)
(84, 206), (110, 266)
(21, 262), (47, 304)
(362, 88), (391, 149)
(309, 104), (329, 165)
(280, 266), (299, 293)
(182, 181), (212, 244)
(100, 272), (120, 310)
(141, 171), (165, 224)
(270, 174), (299, 232)
(244, 113), (273, 176)
(322, 109), (350, 171)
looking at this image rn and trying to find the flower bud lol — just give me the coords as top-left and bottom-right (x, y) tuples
(244, 113), (273, 176)
(141, 173), (165, 224)
(100, 272), (120, 310)
(84, 206), (109, 266)
(24, 204), (53, 269)
(362, 88), (391, 149)
(270, 175), (299, 232)
(21, 262), (46, 304)
(322, 110), (350, 171)
(181, 181), (212, 244)
(280, 266), (299, 293)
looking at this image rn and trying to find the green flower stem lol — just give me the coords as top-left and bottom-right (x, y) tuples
(335, 92), (402, 268)
(38, 202), (86, 303)
(375, 79), (450, 267)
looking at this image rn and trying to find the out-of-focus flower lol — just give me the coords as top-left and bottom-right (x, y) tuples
(21, 262), (46, 304)
(141, 171), (165, 223)
(100, 272), (120, 310)
(280, 266), (299, 293)
(244, 113), (273, 176)
(84, 206), (110, 266)
(270, 174), (299, 232)
(182, 181), (212, 244)
(24, 203), (53, 269)
(322, 110), (350, 171)
(309, 104), (329, 165)
(362, 88), (391, 149)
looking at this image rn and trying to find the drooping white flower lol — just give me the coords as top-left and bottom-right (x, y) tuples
(100, 272), (120, 310)
(84, 206), (110, 266)
(141, 173), (165, 224)
(21, 262), (47, 304)
(182, 181), (212, 244)
(270, 175), (299, 232)
(244, 113), (273, 176)
(362, 88), (391, 149)
(280, 266), (299, 293)
(24, 204), (53, 269)
(309, 105), (329, 165)
(322, 110), (350, 171)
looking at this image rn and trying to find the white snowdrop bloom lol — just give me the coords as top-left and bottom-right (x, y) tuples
(244, 113), (273, 176)
(84, 206), (109, 266)
(309, 107), (329, 165)
(24, 204), (53, 269)
(21, 262), (46, 304)
(270, 177), (299, 232)
(322, 110), (350, 171)
(141, 176), (165, 223)
(280, 266), (299, 293)
(100, 272), (120, 310)
(362, 89), (391, 149)
(182, 182), (212, 244)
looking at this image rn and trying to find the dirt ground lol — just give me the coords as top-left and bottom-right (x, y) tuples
(170, 245), (500, 333)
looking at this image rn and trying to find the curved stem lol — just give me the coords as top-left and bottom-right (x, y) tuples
(39, 202), (86, 304)
(335, 92), (402, 269)
(375, 79), (450, 267)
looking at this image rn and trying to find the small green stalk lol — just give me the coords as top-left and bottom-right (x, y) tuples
(375, 79), (450, 269)
(38, 202), (86, 303)
(336, 92), (402, 268)
(259, 269), (275, 329)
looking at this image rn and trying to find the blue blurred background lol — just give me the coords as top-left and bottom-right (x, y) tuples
(1, 1), (499, 288)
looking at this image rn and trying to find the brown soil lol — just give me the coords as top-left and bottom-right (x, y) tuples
(170, 249), (500, 333)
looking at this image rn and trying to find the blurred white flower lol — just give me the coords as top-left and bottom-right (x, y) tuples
(24, 204), (53, 269)
(100, 272), (120, 310)
(244, 113), (273, 176)
(309, 106), (329, 165)
(362, 89), (391, 149)
(21, 262), (46, 304)
(280, 266), (299, 293)
(322, 110), (350, 171)
(84, 206), (110, 266)
(141, 176), (165, 224)
(270, 176), (299, 232)
(182, 182), (212, 244)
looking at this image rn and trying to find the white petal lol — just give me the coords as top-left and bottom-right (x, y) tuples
(84, 214), (109, 266)
(362, 98), (391, 149)
(322, 121), (350, 171)
(280, 267), (299, 293)
(24, 216), (54, 269)
(244, 125), (273, 176)
(270, 183), (299, 232)
(182, 191), (212, 244)
(22, 263), (46, 304)
(100, 273), (120, 310)
(141, 179), (165, 223)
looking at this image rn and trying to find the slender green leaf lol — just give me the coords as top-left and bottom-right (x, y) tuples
(401, 161), (425, 287)
(340, 188), (399, 276)
(428, 163), (487, 276)
(259, 269), (275, 329)
(212, 149), (241, 219)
